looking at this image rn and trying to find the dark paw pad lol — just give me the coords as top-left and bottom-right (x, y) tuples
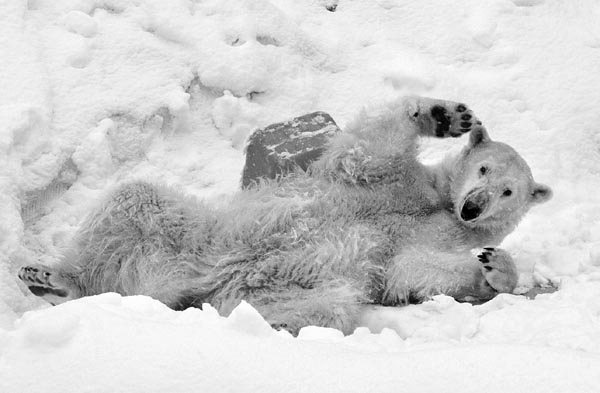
(420, 100), (480, 138)
(430, 105), (451, 137)
(27, 286), (69, 298)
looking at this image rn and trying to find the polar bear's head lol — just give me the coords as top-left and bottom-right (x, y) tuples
(451, 126), (552, 230)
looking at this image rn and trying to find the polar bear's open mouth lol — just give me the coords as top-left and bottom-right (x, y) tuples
(459, 190), (489, 222)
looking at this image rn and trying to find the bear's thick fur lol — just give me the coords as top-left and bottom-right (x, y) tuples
(19, 97), (552, 334)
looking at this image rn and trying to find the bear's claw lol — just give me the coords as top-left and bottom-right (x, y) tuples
(478, 250), (493, 270)
(477, 247), (500, 264)
(478, 247), (496, 264)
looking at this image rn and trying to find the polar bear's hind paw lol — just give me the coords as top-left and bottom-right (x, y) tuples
(18, 265), (72, 305)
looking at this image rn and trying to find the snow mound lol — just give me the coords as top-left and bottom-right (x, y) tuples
(2, 292), (599, 393)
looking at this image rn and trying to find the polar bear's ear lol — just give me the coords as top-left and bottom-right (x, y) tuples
(468, 126), (491, 148)
(530, 183), (553, 204)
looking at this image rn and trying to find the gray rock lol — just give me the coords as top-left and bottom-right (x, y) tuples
(241, 112), (340, 188)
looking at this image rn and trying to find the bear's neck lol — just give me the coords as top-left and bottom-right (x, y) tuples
(461, 222), (517, 248)
(428, 154), (458, 207)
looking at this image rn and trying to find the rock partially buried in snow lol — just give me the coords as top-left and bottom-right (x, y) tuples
(241, 111), (340, 188)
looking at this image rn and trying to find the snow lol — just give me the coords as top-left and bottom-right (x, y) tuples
(2, 293), (599, 393)
(1, 0), (600, 391)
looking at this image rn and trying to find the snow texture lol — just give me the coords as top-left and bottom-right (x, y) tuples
(1, 0), (600, 392)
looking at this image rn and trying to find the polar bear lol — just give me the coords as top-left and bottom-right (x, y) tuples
(18, 96), (552, 334)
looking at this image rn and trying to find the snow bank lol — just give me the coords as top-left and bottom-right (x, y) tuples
(1, 292), (599, 393)
(1, 0), (600, 391)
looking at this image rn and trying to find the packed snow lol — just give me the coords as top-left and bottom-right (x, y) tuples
(1, 0), (600, 392)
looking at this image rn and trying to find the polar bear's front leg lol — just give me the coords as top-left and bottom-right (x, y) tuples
(315, 96), (483, 185)
(383, 246), (517, 305)
(402, 96), (481, 138)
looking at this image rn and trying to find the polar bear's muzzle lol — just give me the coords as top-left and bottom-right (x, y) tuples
(459, 190), (489, 222)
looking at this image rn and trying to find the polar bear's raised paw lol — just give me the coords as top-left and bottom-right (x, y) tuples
(477, 247), (518, 293)
(410, 97), (482, 138)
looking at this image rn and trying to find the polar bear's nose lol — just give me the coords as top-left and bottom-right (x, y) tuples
(461, 200), (481, 221)
(460, 191), (488, 221)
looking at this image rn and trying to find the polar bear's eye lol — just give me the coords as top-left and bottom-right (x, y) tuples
(479, 166), (488, 175)
(503, 189), (513, 197)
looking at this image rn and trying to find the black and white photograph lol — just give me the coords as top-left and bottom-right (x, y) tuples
(1, 0), (599, 391)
